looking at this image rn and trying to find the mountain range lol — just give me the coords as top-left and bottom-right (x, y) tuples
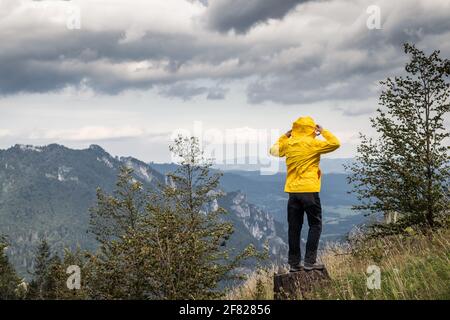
(0, 144), (365, 278)
(0, 144), (288, 277)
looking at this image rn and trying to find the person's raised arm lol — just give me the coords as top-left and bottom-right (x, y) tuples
(269, 130), (291, 157)
(313, 125), (340, 154)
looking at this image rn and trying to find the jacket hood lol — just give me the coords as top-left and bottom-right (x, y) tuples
(292, 116), (316, 137)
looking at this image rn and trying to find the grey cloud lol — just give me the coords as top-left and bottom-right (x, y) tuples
(0, 30), (122, 95)
(246, 76), (371, 105)
(158, 82), (228, 101)
(341, 5), (450, 52)
(245, 46), (402, 105)
(336, 105), (377, 117)
(1, 0), (449, 106)
(0, 28), (241, 95)
(204, 0), (305, 34)
(243, 1), (450, 105)
(206, 87), (228, 100)
(159, 83), (208, 100)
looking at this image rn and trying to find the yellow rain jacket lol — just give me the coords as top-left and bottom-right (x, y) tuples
(270, 116), (340, 193)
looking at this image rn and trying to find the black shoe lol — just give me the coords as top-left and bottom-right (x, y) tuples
(289, 264), (303, 273)
(304, 262), (324, 271)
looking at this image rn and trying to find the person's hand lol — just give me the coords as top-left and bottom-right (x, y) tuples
(285, 130), (292, 138)
(315, 125), (323, 136)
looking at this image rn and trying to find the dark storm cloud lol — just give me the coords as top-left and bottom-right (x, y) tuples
(0, 30), (122, 95)
(245, 47), (403, 105)
(340, 4), (450, 52)
(0, 28), (242, 95)
(1, 0), (449, 106)
(203, 0), (306, 34)
(243, 0), (450, 106)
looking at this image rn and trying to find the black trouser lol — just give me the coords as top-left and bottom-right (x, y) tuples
(287, 192), (322, 266)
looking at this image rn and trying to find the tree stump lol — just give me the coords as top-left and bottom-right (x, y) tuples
(273, 267), (330, 299)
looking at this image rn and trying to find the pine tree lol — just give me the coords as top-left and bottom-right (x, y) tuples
(27, 239), (60, 299)
(143, 136), (258, 299)
(0, 236), (21, 300)
(347, 43), (449, 233)
(87, 167), (150, 299)
(54, 248), (89, 300)
(89, 166), (146, 245)
(87, 136), (258, 299)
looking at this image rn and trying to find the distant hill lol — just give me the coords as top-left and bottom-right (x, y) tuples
(210, 157), (353, 174)
(151, 162), (358, 212)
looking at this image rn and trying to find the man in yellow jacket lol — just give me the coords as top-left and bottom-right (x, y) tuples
(270, 116), (340, 272)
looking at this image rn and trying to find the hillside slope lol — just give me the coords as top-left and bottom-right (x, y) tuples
(229, 228), (450, 300)
(0, 144), (162, 276)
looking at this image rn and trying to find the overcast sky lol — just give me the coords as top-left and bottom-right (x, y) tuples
(0, 0), (449, 163)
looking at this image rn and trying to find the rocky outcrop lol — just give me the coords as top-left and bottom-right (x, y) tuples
(220, 191), (288, 258)
(274, 267), (331, 299)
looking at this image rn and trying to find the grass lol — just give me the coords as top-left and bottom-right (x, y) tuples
(227, 228), (450, 300)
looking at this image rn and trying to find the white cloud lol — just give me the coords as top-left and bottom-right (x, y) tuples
(0, 129), (12, 137)
(30, 126), (147, 141)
